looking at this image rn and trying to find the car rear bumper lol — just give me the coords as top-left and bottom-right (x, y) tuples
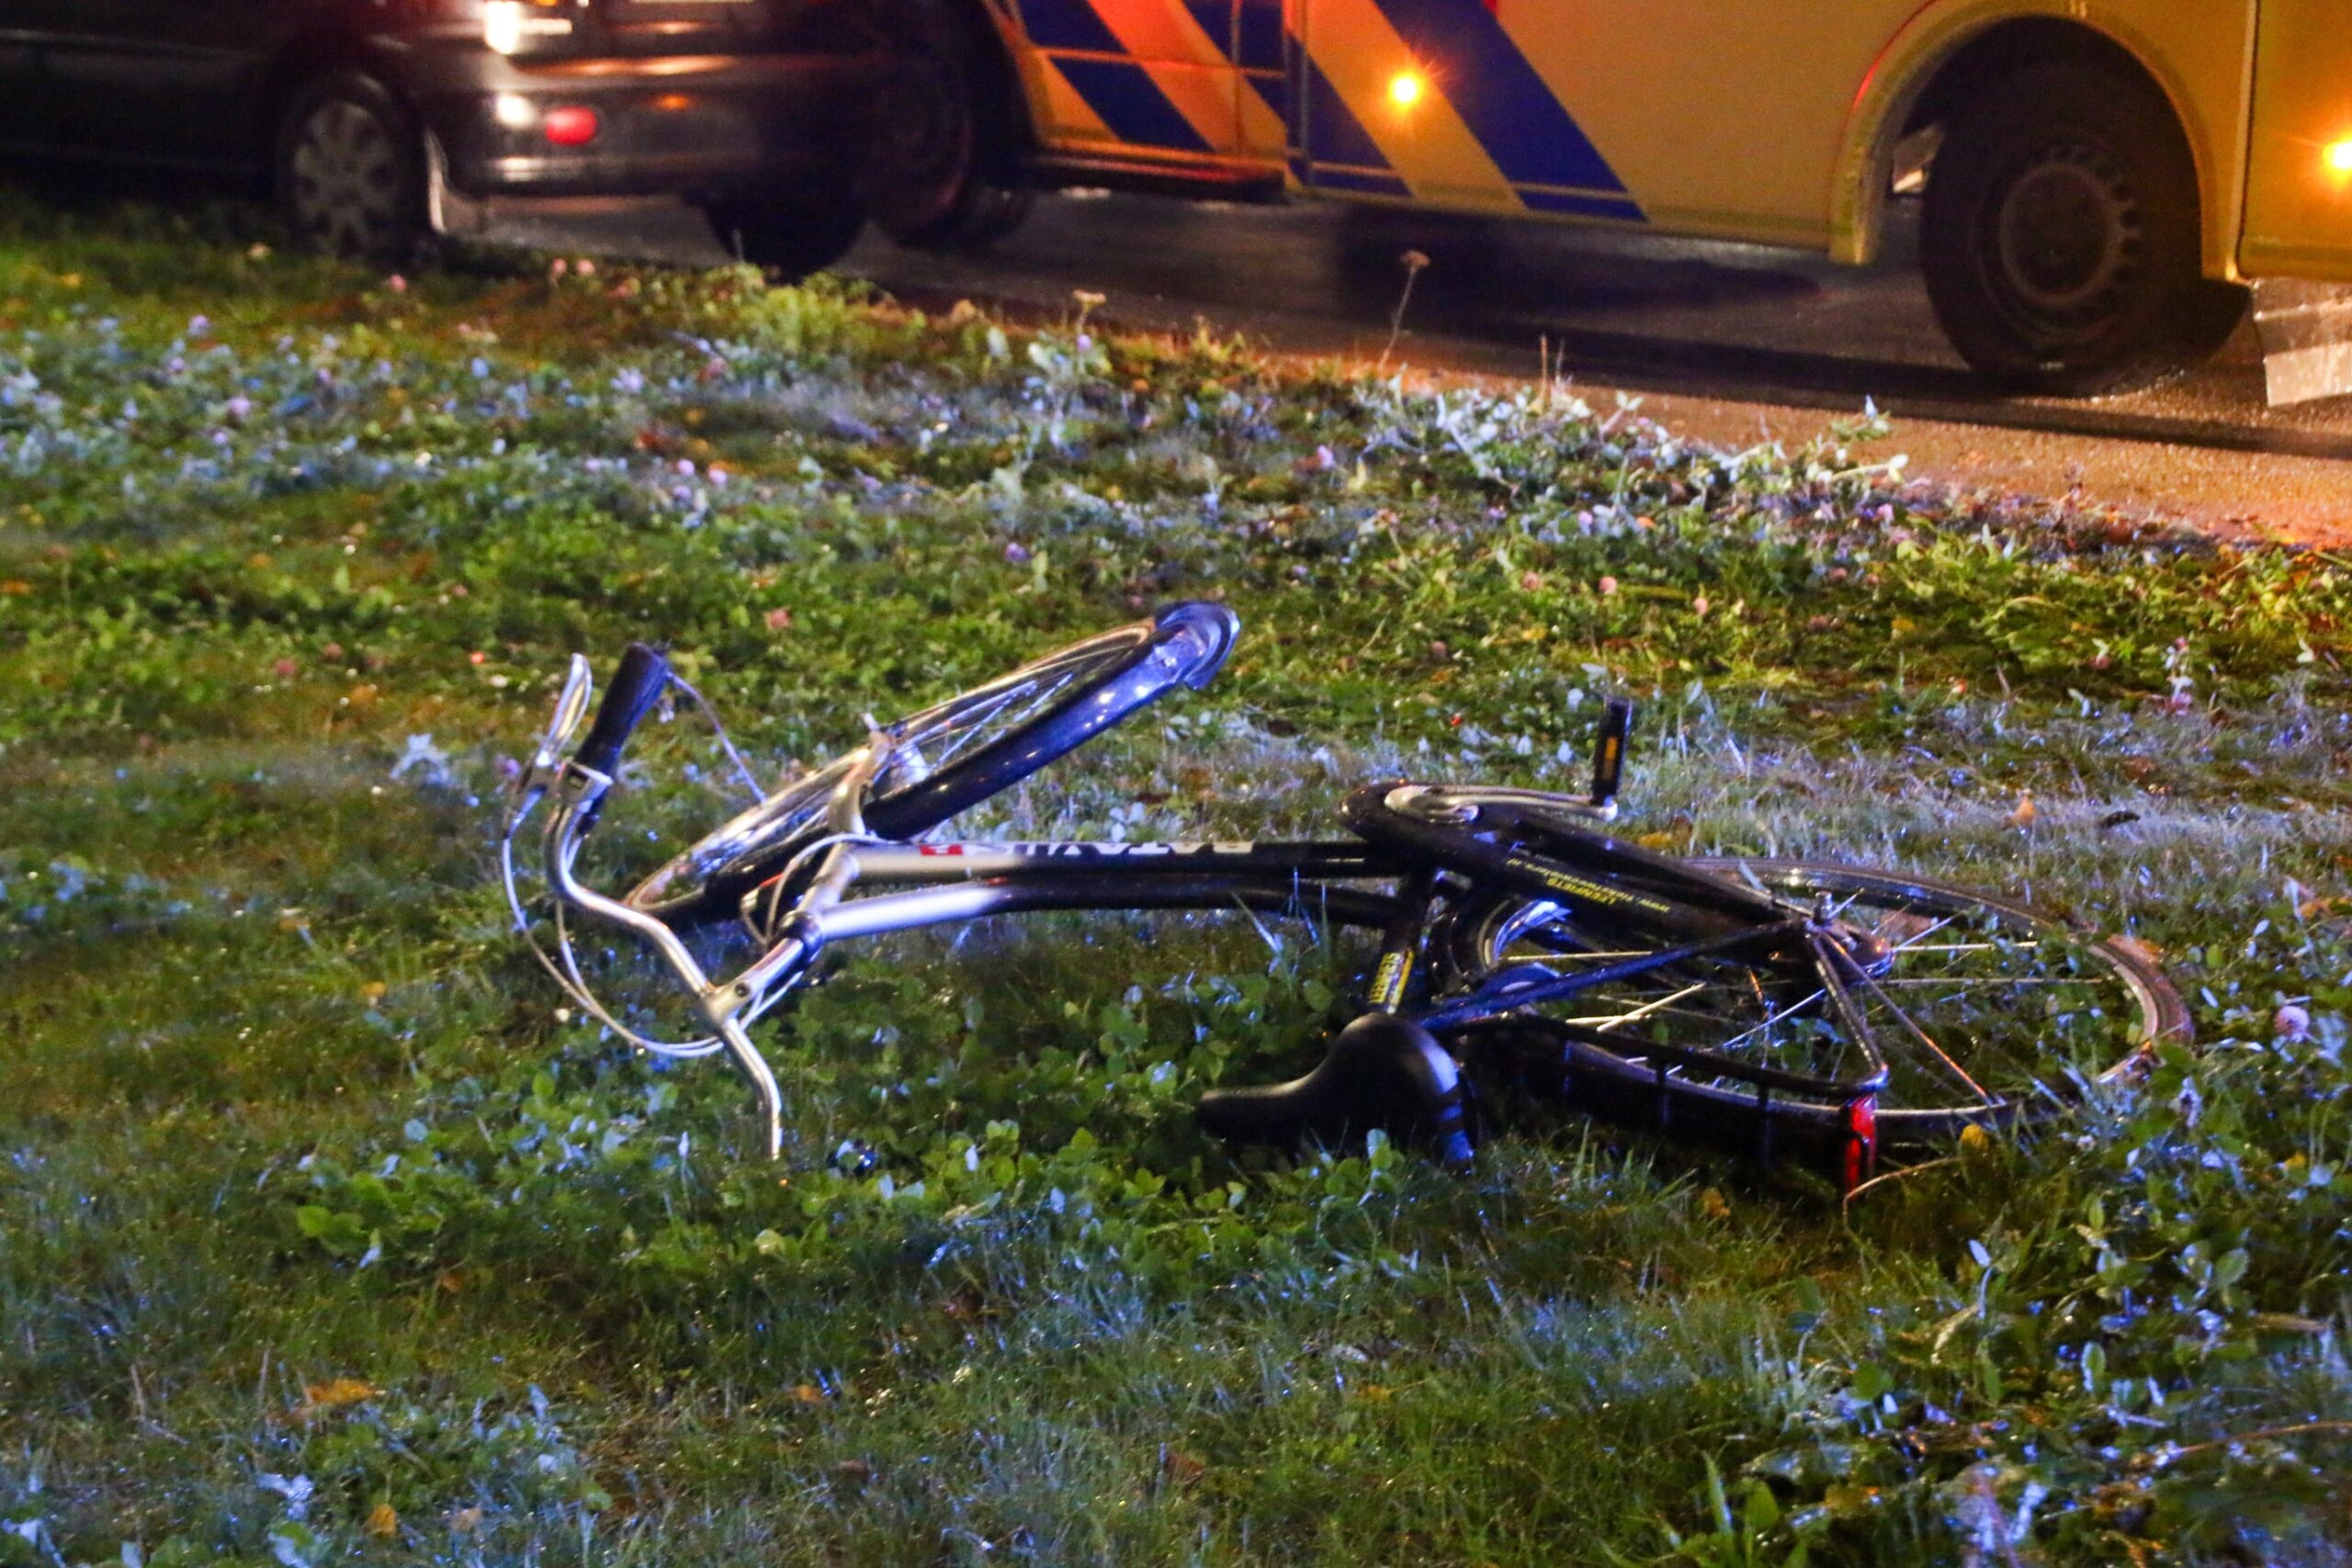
(404, 46), (881, 200)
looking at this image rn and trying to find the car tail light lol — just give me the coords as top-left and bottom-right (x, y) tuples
(544, 107), (600, 147)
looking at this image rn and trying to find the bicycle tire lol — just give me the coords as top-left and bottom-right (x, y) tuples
(1428, 857), (2190, 1160)
(625, 601), (1238, 925)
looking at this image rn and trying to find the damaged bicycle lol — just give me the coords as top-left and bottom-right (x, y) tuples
(500, 602), (2188, 1191)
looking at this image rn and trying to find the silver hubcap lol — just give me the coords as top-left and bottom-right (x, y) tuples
(289, 99), (404, 258)
(1993, 144), (2141, 323)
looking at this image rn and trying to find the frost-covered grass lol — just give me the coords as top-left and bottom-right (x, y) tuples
(4, 192), (2351, 1565)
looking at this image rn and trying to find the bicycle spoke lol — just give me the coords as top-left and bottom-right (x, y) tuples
(1520, 948), (1652, 962)
(1872, 975), (2079, 988)
(902, 671), (1069, 770)
(1708, 985), (1829, 1055)
(1896, 941), (2040, 956)
(1883, 912), (1960, 954)
(1848, 962), (1997, 1104)
(1574, 982), (1711, 1032)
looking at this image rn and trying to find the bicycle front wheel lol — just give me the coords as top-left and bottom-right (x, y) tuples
(1430, 859), (2189, 1161)
(627, 602), (1238, 925)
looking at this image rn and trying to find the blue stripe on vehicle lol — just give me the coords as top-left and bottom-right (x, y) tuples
(1300, 54), (1401, 181)
(1016, 0), (1123, 54)
(1236, 0), (1283, 71)
(1284, 36), (1307, 142)
(1053, 57), (1215, 152)
(1516, 188), (1645, 221)
(1243, 68), (1283, 122)
(1182, 0), (1231, 55)
(1367, 0), (1634, 198)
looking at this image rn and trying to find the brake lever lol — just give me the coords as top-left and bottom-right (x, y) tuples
(503, 653), (596, 836)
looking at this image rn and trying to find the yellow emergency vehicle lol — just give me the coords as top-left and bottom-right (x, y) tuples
(850, 0), (2352, 392)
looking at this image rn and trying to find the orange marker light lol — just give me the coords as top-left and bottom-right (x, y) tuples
(2327, 138), (2352, 174)
(1388, 72), (1425, 109)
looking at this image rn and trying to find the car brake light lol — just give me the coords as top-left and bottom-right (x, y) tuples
(544, 107), (600, 147)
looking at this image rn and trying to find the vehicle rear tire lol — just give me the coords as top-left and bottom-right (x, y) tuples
(1920, 62), (2247, 395)
(700, 179), (869, 280)
(276, 72), (429, 267)
(858, 0), (1033, 251)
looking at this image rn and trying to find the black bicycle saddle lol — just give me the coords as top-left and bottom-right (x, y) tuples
(1194, 1012), (1474, 1168)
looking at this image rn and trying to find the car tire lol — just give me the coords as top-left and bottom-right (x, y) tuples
(1920, 61), (2247, 395)
(276, 72), (430, 267)
(701, 179), (869, 279)
(858, 0), (1032, 251)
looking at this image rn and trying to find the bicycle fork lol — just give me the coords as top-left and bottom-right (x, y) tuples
(541, 765), (792, 1158)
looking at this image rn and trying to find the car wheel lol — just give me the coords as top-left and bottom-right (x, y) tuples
(701, 179), (868, 279)
(858, 0), (1031, 251)
(276, 72), (429, 267)
(1920, 61), (2246, 395)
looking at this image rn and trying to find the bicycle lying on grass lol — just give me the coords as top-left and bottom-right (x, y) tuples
(501, 602), (2190, 1190)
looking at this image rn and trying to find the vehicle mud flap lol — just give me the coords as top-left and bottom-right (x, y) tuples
(426, 131), (473, 240)
(2253, 279), (2352, 405)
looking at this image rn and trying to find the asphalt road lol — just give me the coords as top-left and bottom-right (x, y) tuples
(472, 187), (2352, 544)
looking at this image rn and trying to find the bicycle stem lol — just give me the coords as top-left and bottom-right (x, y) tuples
(717, 844), (855, 1013)
(706, 730), (917, 1021)
(823, 733), (893, 838)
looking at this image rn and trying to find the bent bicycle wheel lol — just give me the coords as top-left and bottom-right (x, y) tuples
(1428, 859), (2189, 1171)
(626, 601), (1239, 926)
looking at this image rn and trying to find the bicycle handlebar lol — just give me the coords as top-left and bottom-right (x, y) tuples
(573, 642), (670, 780)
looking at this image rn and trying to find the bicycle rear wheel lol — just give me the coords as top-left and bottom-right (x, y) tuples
(626, 602), (1238, 925)
(1430, 859), (2189, 1166)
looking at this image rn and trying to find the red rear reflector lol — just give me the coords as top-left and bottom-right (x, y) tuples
(543, 106), (599, 147)
(1839, 1096), (1879, 1191)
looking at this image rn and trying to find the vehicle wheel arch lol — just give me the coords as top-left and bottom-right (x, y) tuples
(254, 24), (393, 154)
(970, 0), (1041, 166)
(879, 0), (1038, 173)
(853, 0), (1040, 245)
(1831, 9), (2216, 275)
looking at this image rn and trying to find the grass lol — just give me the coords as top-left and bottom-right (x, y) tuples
(2, 189), (2350, 1565)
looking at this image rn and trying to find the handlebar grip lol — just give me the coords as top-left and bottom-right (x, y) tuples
(572, 642), (670, 780)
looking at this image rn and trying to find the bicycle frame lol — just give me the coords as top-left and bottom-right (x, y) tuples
(505, 662), (1896, 1171)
